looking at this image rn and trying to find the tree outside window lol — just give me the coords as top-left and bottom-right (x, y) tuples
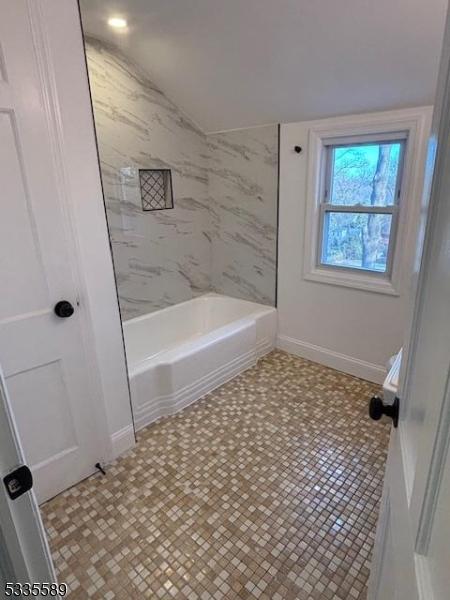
(320, 140), (404, 274)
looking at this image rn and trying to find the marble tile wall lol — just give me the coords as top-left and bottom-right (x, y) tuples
(85, 37), (278, 319)
(85, 37), (211, 320)
(208, 126), (278, 306)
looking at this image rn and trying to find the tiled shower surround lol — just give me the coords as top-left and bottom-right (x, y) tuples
(42, 351), (389, 599)
(208, 127), (278, 306)
(85, 37), (210, 319)
(85, 37), (278, 319)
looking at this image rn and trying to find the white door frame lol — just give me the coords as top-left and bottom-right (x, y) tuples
(402, 21), (450, 547)
(0, 367), (55, 586)
(368, 7), (450, 599)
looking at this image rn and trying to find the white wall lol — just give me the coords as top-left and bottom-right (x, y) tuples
(277, 109), (431, 383)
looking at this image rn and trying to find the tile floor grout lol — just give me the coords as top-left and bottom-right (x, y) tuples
(41, 350), (390, 599)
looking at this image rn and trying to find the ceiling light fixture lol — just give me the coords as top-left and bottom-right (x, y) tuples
(108, 17), (127, 29)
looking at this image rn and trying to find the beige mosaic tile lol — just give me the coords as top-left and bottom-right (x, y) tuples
(41, 350), (390, 599)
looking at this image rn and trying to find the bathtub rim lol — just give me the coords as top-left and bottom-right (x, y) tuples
(122, 292), (276, 327)
(124, 293), (276, 377)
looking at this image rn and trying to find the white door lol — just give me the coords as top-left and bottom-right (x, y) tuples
(0, 365), (56, 593)
(0, 0), (108, 503)
(368, 9), (450, 600)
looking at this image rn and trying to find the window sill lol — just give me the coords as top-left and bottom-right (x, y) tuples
(303, 265), (400, 296)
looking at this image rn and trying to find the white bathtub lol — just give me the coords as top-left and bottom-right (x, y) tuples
(123, 294), (277, 430)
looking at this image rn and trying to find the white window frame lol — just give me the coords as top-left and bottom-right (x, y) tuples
(302, 109), (431, 295)
(318, 133), (407, 278)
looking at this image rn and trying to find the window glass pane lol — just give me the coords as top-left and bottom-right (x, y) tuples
(329, 142), (402, 206)
(321, 212), (392, 272)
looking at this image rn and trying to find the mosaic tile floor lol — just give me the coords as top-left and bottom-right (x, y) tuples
(41, 351), (390, 600)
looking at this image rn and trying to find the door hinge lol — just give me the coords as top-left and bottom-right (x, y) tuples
(3, 465), (33, 500)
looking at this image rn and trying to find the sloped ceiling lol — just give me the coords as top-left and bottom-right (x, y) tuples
(79, 0), (447, 133)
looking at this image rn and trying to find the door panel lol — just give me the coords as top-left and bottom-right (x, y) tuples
(0, 112), (49, 318)
(427, 442), (450, 598)
(368, 7), (450, 600)
(7, 362), (78, 465)
(0, 0), (107, 503)
(370, 431), (420, 600)
(373, 497), (396, 600)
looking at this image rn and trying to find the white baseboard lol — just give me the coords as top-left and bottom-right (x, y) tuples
(276, 334), (386, 384)
(110, 424), (136, 459)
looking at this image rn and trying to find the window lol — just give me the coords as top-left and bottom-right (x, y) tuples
(319, 136), (406, 275)
(301, 110), (431, 295)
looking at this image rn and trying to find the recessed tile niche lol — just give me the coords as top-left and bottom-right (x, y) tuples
(139, 169), (174, 211)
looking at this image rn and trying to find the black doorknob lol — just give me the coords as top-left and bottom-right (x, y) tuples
(54, 300), (74, 318)
(369, 396), (399, 428)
